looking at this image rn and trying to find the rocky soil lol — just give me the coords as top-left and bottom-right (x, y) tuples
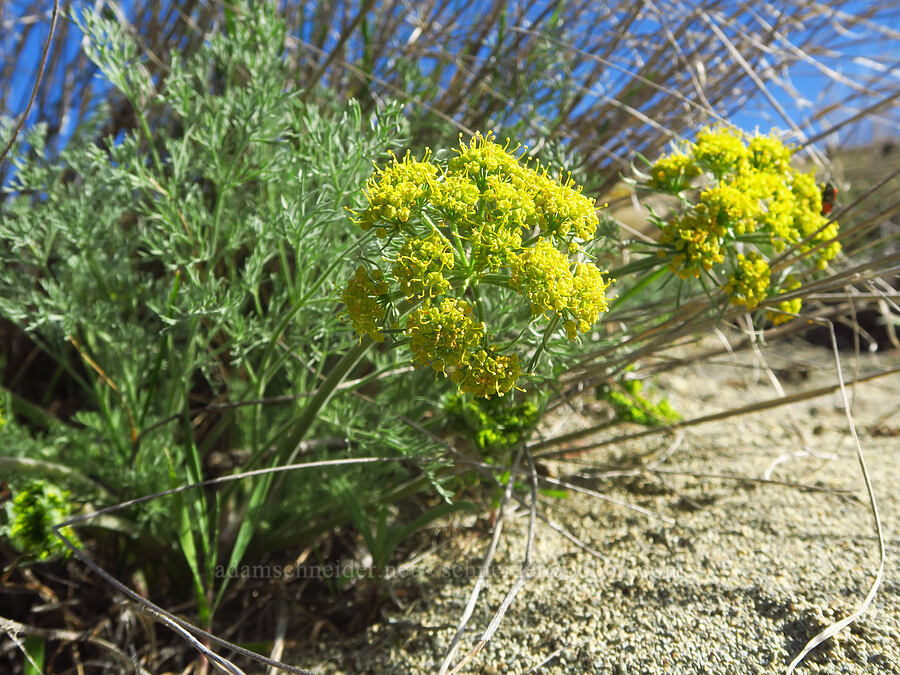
(289, 337), (900, 674)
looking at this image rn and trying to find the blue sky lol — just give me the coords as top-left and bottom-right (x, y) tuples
(3, 1), (897, 165)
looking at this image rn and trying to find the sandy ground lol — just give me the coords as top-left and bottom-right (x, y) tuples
(290, 338), (900, 674)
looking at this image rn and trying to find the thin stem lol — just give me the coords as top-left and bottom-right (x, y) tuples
(276, 336), (374, 465)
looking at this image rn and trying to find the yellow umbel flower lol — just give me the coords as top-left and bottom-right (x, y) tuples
(732, 170), (795, 245)
(698, 182), (760, 235)
(509, 241), (612, 339)
(693, 127), (749, 176)
(531, 168), (599, 241)
(725, 252), (771, 309)
(405, 298), (485, 375)
(431, 173), (480, 220)
(766, 275), (802, 325)
(747, 134), (793, 172)
(345, 131), (613, 396)
(447, 132), (599, 264)
(341, 266), (389, 342)
(567, 263), (613, 339)
(454, 349), (521, 398)
(659, 214), (725, 278)
(509, 239), (575, 315)
(648, 153), (702, 192)
(790, 172), (841, 268)
(391, 233), (454, 298)
(448, 131), (528, 179)
(649, 126), (841, 315)
(358, 149), (439, 231)
(810, 221), (841, 269)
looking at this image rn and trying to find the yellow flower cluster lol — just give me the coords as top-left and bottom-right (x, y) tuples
(790, 172), (841, 268)
(567, 263), (614, 339)
(509, 239), (611, 335)
(766, 275), (802, 325)
(725, 252), (771, 309)
(342, 132), (613, 396)
(693, 127), (750, 176)
(447, 133), (599, 265)
(649, 127), (840, 316)
(357, 150), (439, 230)
(509, 239), (574, 314)
(658, 214), (725, 278)
(748, 135), (793, 172)
(734, 170), (794, 243)
(648, 153), (702, 192)
(391, 233), (454, 298)
(455, 349), (522, 399)
(362, 132), (600, 260)
(341, 266), (389, 342)
(406, 298), (484, 375)
(403, 298), (521, 397)
(698, 183), (759, 235)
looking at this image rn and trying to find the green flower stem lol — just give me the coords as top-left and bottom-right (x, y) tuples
(471, 279), (487, 330)
(527, 314), (560, 373)
(607, 254), (665, 279)
(607, 265), (669, 313)
(276, 335), (375, 466)
(478, 273), (513, 287)
(257, 229), (376, 391)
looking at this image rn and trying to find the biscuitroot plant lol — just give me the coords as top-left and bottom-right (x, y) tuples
(340, 131), (613, 398)
(337, 127), (841, 422)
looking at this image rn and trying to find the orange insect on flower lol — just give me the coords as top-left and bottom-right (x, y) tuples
(821, 183), (837, 216)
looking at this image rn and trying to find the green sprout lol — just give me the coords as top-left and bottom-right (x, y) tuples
(445, 392), (542, 453)
(5, 481), (81, 561)
(598, 377), (681, 427)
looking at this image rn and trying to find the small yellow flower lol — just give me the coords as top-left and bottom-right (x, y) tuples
(648, 153), (702, 192)
(766, 275), (802, 325)
(659, 214), (725, 278)
(405, 298), (484, 375)
(509, 239), (575, 315)
(509, 242), (612, 340)
(725, 252), (770, 309)
(431, 173), (480, 220)
(698, 182), (760, 235)
(341, 266), (389, 342)
(693, 127), (749, 176)
(531, 168), (599, 241)
(358, 149), (439, 231)
(747, 134), (793, 172)
(568, 263), (612, 338)
(391, 233), (454, 299)
(455, 349), (521, 398)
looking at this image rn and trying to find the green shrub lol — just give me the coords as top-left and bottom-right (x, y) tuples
(0, 2), (447, 624)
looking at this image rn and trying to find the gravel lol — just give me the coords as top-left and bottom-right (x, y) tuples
(288, 339), (900, 674)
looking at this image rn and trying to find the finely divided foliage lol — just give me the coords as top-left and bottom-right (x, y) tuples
(0, 3), (447, 624)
